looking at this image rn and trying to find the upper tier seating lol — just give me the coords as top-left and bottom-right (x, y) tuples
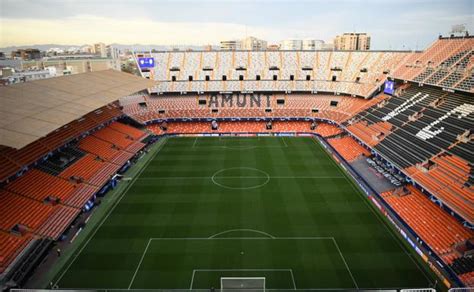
(393, 37), (474, 92)
(149, 50), (409, 98)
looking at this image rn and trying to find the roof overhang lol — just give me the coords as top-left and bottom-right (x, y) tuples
(0, 70), (154, 149)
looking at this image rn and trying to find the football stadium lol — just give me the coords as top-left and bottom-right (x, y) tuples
(0, 3), (474, 292)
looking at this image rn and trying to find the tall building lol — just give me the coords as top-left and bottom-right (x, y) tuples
(280, 39), (303, 50)
(10, 49), (42, 60)
(241, 36), (267, 50)
(93, 43), (107, 57)
(107, 45), (120, 59)
(302, 39), (325, 50)
(280, 39), (325, 50)
(220, 40), (241, 50)
(334, 33), (371, 50)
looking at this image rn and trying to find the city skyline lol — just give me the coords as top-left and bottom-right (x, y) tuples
(1, 0), (473, 50)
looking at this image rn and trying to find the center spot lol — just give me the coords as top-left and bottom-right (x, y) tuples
(211, 167), (270, 190)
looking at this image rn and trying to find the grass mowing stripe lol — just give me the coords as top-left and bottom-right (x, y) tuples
(54, 138), (169, 287)
(311, 137), (436, 287)
(54, 137), (437, 289)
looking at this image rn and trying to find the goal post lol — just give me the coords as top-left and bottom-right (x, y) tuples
(220, 277), (265, 292)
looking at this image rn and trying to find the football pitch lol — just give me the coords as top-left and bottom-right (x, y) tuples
(54, 136), (437, 290)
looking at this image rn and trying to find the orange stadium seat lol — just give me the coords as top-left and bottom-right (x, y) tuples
(327, 136), (371, 162)
(382, 186), (472, 262)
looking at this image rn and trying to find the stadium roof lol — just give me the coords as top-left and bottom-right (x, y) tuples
(0, 70), (154, 149)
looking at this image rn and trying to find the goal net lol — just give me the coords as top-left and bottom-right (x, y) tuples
(220, 277), (265, 292)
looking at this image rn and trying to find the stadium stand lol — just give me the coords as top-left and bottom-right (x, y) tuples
(147, 120), (342, 136)
(121, 93), (385, 124)
(393, 36), (474, 92)
(0, 231), (32, 274)
(327, 136), (371, 161)
(0, 104), (123, 182)
(148, 50), (410, 97)
(0, 121), (149, 278)
(380, 186), (472, 264)
(346, 84), (474, 223)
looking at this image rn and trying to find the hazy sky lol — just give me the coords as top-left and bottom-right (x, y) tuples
(0, 0), (473, 50)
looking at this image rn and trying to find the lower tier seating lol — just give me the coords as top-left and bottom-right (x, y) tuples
(381, 186), (472, 262)
(0, 121), (149, 275)
(0, 231), (32, 274)
(327, 136), (371, 162)
(404, 154), (473, 222)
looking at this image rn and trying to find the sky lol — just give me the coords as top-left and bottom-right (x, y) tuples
(0, 0), (473, 50)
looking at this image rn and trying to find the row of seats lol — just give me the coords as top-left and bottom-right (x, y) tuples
(121, 93), (384, 125)
(393, 37), (474, 92)
(0, 122), (148, 273)
(380, 186), (472, 269)
(0, 231), (31, 274)
(346, 120), (393, 146)
(327, 136), (371, 162)
(345, 85), (473, 224)
(404, 154), (473, 222)
(148, 50), (409, 97)
(147, 121), (341, 136)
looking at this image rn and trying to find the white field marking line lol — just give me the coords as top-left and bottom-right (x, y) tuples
(312, 137), (435, 286)
(136, 176), (345, 180)
(208, 229), (275, 239)
(128, 239), (152, 289)
(192, 136), (198, 148)
(148, 237), (335, 240)
(53, 138), (169, 287)
(331, 238), (358, 289)
(282, 136), (289, 147)
(138, 237), (348, 290)
(289, 269), (297, 291)
(190, 269), (295, 290)
(211, 167), (271, 190)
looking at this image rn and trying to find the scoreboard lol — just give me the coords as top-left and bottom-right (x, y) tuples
(384, 80), (395, 95)
(138, 57), (155, 68)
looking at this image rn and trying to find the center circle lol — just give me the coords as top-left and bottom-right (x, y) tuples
(211, 167), (270, 190)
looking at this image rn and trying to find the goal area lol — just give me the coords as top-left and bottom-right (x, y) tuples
(221, 277), (265, 292)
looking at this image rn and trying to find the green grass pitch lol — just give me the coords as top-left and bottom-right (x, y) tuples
(54, 136), (437, 290)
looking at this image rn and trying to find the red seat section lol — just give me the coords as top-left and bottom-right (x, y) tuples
(346, 120), (393, 146)
(122, 93), (384, 124)
(59, 154), (108, 184)
(5, 169), (77, 203)
(313, 123), (343, 137)
(405, 154), (474, 222)
(382, 186), (472, 262)
(36, 206), (80, 239)
(147, 121), (344, 136)
(327, 136), (371, 162)
(108, 122), (147, 140)
(0, 231), (32, 274)
(93, 127), (134, 149)
(0, 190), (54, 232)
(79, 136), (122, 161)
